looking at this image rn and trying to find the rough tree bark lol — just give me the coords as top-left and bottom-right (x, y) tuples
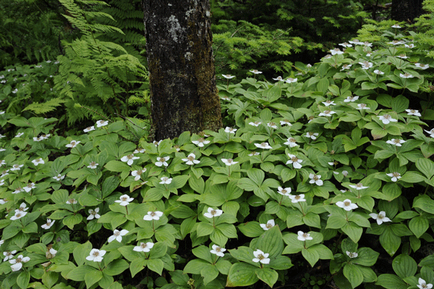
(143, 0), (222, 140)
(391, 0), (424, 23)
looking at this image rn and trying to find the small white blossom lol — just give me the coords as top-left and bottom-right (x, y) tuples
(357, 103), (370, 110)
(204, 207), (223, 218)
(277, 186), (292, 196)
(349, 183), (369, 190)
(210, 244), (226, 257)
(134, 148), (146, 154)
(344, 95), (359, 102)
(341, 64), (352, 71)
(87, 161), (98, 169)
(417, 278), (433, 289)
(322, 100), (336, 106)
(374, 69), (384, 75)
(83, 126), (95, 133)
(273, 76), (284, 81)
(424, 129), (434, 138)
(108, 229), (129, 243)
(131, 168), (146, 181)
(288, 194), (306, 203)
(41, 219), (55, 229)
(284, 137), (298, 147)
(369, 211), (392, 225)
(155, 156), (170, 167)
(15, 132), (24, 138)
(221, 158), (238, 166)
(9, 255), (30, 271)
(397, 54), (407, 59)
(53, 174), (65, 181)
(339, 42), (352, 47)
(389, 40), (405, 45)
(379, 114), (398, 124)
(250, 69), (262, 74)
(309, 174), (323, 186)
(23, 182), (36, 193)
(415, 63), (429, 70)
(280, 119), (292, 126)
(286, 154), (303, 169)
(182, 153), (200, 165)
(87, 208), (100, 220)
(391, 24), (401, 28)
(249, 152), (260, 156)
(32, 158), (45, 166)
(192, 138), (210, 147)
(66, 198), (77, 205)
(11, 211), (27, 220)
(66, 140), (80, 148)
(305, 132), (319, 140)
(3, 250), (17, 262)
(330, 48), (344, 55)
(96, 120), (108, 127)
(121, 154), (140, 166)
(297, 231), (313, 241)
(222, 74), (235, 79)
(400, 73), (414, 79)
(386, 172), (401, 182)
(46, 248), (57, 259)
(252, 249), (270, 264)
(249, 121), (262, 127)
(12, 187), (23, 194)
(286, 78), (297, 83)
(406, 109), (421, 116)
(225, 127), (237, 134)
(115, 195), (134, 206)
(336, 199), (358, 211)
(319, 110), (336, 117)
(133, 242), (154, 253)
(143, 211), (163, 221)
(260, 219), (275, 231)
(86, 249), (106, 262)
(254, 142), (272, 149)
(346, 251), (358, 258)
(386, 139), (406, 146)
(405, 43), (415, 48)
(267, 122), (278, 129)
(159, 176), (172, 184)
(359, 61), (373, 69)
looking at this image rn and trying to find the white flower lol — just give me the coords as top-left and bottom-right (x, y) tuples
(417, 278), (433, 289)
(153, 140), (162, 146)
(250, 69), (262, 74)
(405, 109), (421, 117)
(297, 231), (313, 241)
(66, 198), (77, 205)
(204, 207), (223, 218)
(0, 198), (6, 204)
(356, 103), (370, 110)
(15, 132), (24, 138)
(222, 74), (235, 79)
(12, 187), (23, 194)
(342, 171), (349, 177)
(0, 239), (3, 246)
(182, 153), (200, 165)
(53, 174), (65, 181)
(386, 172), (402, 182)
(143, 211), (164, 221)
(424, 129), (434, 138)
(344, 95), (359, 102)
(252, 249), (270, 264)
(309, 174), (323, 186)
(86, 249), (106, 262)
(46, 248), (57, 259)
(3, 250), (17, 262)
(12, 89), (18, 93)
(155, 156), (170, 167)
(134, 148), (146, 154)
(341, 64), (352, 71)
(11, 211), (27, 220)
(249, 121), (262, 127)
(280, 119), (292, 126)
(192, 138), (210, 147)
(222, 158), (238, 166)
(33, 136), (43, 142)
(133, 242), (154, 252)
(369, 211), (392, 225)
(349, 183), (368, 190)
(319, 110), (336, 117)
(286, 78), (297, 83)
(305, 132), (319, 140)
(400, 73), (414, 79)
(267, 122), (278, 129)
(386, 139), (406, 146)
(273, 76), (284, 81)
(391, 24), (401, 28)
(389, 40), (405, 45)
(9, 255), (30, 271)
(349, 39), (361, 45)
(277, 186), (292, 196)
(121, 154), (140, 166)
(96, 120), (108, 127)
(210, 244), (226, 257)
(108, 229), (129, 243)
(322, 100), (336, 106)
(330, 48), (344, 55)
(66, 140), (80, 148)
(160, 176), (172, 184)
(405, 43), (415, 48)
(379, 114), (398, 124)
(221, 96), (231, 101)
(0, 160), (5, 167)
(415, 63), (429, 70)
(87, 208), (100, 220)
(87, 161), (98, 169)
(397, 54), (407, 59)
(359, 61), (373, 69)
(23, 182), (36, 193)
(346, 251), (358, 258)
(83, 126), (95, 133)
(15, 202), (29, 213)
(284, 137), (298, 147)
(286, 154), (303, 169)
(115, 195), (134, 206)
(0, 147), (5, 151)
(41, 219), (55, 229)
(374, 69), (384, 75)
(363, 42), (372, 47)
(288, 194), (306, 203)
(254, 142), (272, 149)
(0, 179), (3, 186)
(336, 199), (358, 211)
(131, 168), (146, 181)
(260, 219), (275, 231)
(249, 152), (260, 156)
(225, 127), (237, 134)
(32, 158), (45, 166)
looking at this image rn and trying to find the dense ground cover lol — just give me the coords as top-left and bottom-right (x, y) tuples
(2, 3), (434, 289)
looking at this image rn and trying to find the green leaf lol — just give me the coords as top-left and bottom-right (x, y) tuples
(400, 171), (425, 183)
(105, 160), (130, 172)
(85, 269), (103, 288)
(41, 271), (58, 288)
(343, 263), (364, 288)
(67, 265), (94, 281)
(147, 258), (164, 275)
(409, 216), (429, 238)
(342, 222), (363, 243)
(197, 222), (214, 237)
(380, 227), (400, 256)
(391, 95), (409, 113)
(238, 222), (263, 237)
(17, 271), (30, 289)
(256, 226), (284, 258)
(355, 247), (379, 267)
(184, 259), (209, 274)
(392, 254), (417, 279)
(226, 263), (259, 287)
(255, 267), (278, 288)
(376, 274), (408, 289)
(103, 259), (129, 276)
(192, 246), (213, 263)
(326, 215), (346, 229)
(416, 158), (434, 179)
(130, 258), (147, 277)
(413, 195), (434, 214)
(302, 247), (319, 267)
(247, 168), (264, 186)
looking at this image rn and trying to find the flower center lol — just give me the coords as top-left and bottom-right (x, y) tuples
(291, 157), (298, 162)
(187, 156), (195, 161)
(137, 170), (143, 174)
(211, 210), (217, 216)
(121, 197), (128, 201)
(90, 162), (96, 166)
(302, 233), (309, 239)
(289, 138), (296, 143)
(141, 243), (148, 249)
(258, 254), (265, 260)
(282, 189), (287, 194)
(114, 231), (120, 236)
(313, 175), (319, 181)
(150, 212), (156, 216)
(71, 141), (76, 145)
(393, 139), (401, 144)
(127, 154), (134, 159)
(393, 172), (400, 177)
(266, 223), (273, 228)
(215, 247), (221, 252)
(295, 195), (301, 200)
(344, 201), (351, 206)
(93, 251), (99, 257)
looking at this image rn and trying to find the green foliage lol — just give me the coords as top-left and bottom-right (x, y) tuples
(3, 17), (434, 289)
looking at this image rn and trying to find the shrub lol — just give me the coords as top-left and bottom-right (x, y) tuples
(2, 18), (434, 289)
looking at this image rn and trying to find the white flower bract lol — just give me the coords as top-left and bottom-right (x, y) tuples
(336, 199), (358, 211)
(369, 211), (392, 225)
(121, 154), (140, 166)
(115, 195), (134, 206)
(210, 244), (226, 257)
(309, 174), (323, 186)
(260, 219), (275, 231)
(133, 242), (154, 252)
(41, 219), (55, 229)
(252, 249), (270, 264)
(86, 249), (106, 262)
(204, 207), (223, 218)
(297, 231), (313, 241)
(108, 229), (129, 243)
(143, 211), (163, 221)
(182, 153), (200, 165)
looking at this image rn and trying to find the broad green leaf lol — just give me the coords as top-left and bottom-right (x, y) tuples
(301, 247), (320, 267)
(341, 222), (363, 243)
(67, 265), (94, 281)
(256, 226), (284, 258)
(413, 195), (434, 214)
(85, 270), (103, 288)
(130, 258), (147, 277)
(192, 246), (213, 263)
(201, 264), (219, 285)
(355, 247), (379, 267)
(392, 254), (417, 279)
(147, 258), (164, 275)
(409, 216), (429, 238)
(376, 274), (408, 289)
(226, 263), (259, 287)
(17, 271), (30, 289)
(400, 171), (425, 183)
(103, 259), (129, 276)
(343, 263), (364, 288)
(380, 227), (400, 256)
(238, 222), (263, 237)
(255, 267), (278, 288)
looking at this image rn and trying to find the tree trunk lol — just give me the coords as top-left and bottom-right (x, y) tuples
(391, 0), (424, 23)
(143, 0), (222, 140)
